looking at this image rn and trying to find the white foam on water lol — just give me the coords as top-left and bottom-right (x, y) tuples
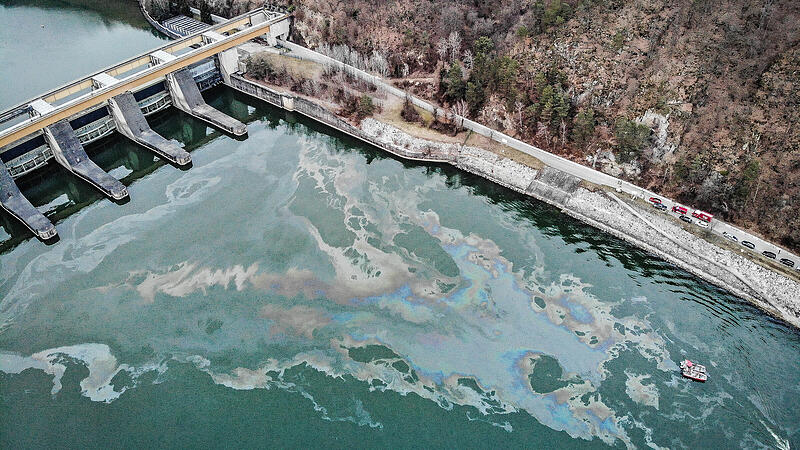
(0, 343), (163, 403)
(624, 371), (660, 410)
(466, 411), (513, 432)
(760, 420), (790, 450)
(0, 169), (223, 331)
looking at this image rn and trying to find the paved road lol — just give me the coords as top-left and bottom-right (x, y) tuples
(637, 192), (798, 271)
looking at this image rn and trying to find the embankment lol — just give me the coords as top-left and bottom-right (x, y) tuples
(227, 74), (800, 328)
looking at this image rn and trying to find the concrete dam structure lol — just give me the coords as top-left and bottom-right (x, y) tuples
(107, 92), (191, 166)
(0, 159), (56, 240)
(0, 8), (290, 240)
(43, 120), (129, 201)
(166, 68), (246, 136)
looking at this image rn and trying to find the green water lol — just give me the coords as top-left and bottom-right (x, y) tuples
(1, 3), (800, 449)
(0, 0), (166, 109)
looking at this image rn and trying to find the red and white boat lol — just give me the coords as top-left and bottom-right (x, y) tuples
(680, 359), (708, 382)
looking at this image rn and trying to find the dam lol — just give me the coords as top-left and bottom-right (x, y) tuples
(1, 2), (799, 448)
(0, 8), (289, 239)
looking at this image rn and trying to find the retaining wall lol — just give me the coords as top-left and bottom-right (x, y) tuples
(138, 0), (183, 39)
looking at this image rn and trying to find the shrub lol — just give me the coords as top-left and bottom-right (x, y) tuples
(540, 0), (573, 29)
(246, 54), (274, 80)
(611, 30), (625, 51)
(356, 94), (375, 119)
(401, 96), (422, 123)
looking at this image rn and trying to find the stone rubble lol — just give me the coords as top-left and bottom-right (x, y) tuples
(567, 189), (800, 327)
(361, 119), (538, 193)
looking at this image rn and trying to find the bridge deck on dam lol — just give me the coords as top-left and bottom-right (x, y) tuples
(0, 8), (286, 149)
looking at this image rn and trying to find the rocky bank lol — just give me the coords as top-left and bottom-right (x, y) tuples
(360, 118), (800, 328)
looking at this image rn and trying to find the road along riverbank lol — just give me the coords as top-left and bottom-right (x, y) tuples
(225, 69), (800, 328)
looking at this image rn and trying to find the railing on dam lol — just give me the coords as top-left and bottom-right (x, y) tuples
(0, 8), (288, 149)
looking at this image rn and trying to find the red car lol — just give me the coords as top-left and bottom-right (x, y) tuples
(672, 205), (688, 215)
(691, 209), (714, 223)
(649, 197), (662, 204)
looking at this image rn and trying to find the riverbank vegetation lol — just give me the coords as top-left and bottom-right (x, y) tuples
(169, 0), (800, 254)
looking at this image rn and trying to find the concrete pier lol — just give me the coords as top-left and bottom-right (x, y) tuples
(108, 92), (191, 166)
(0, 160), (57, 240)
(43, 120), (128, 201)
(166, 69), (247, 136)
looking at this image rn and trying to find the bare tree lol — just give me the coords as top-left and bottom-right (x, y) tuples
(436, 39), (448, 62)
(368, 51), (389, 77)
(537, 122), (552, 145)
(440, 5), (464, 35)
(317, 43), (389, 77)
(447, 31), (462, 63)
(514, 101), (524, 133)
(453, 99), (469, 118)
(452, 99), (468, 128)
(462, 50), (474, 71)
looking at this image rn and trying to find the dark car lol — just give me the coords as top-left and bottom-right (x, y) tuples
(741, 241), (755, 249)
(679, 215), (692, 224)
(762, 251), (776, 259)
(652, 203), (667, 211)
(780, 258), (795, 268)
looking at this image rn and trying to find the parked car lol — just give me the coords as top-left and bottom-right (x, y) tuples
(780, 258), (795, 268)
(722, 232), (738, 242)
(696, 220), (709, 229)
(741, 241), (755, 249)
(652, 203), (667, 211)
(649, 197), (662, 204)
(762, 251), (776, 259)
(679, 215), (692, 224)
(691, 209), (714, 223)
(673, 205), (688, 215)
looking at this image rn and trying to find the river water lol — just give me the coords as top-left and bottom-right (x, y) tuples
(1, 2), (799, 448)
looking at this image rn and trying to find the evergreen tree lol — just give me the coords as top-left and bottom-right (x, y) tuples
(553, 91), (569, 124)
(572, 109), (595, 145)
(445, 63), (466, 102)
(614, 118), (651, 162)
(465, 82), (485, 114)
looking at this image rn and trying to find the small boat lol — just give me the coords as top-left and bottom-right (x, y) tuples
(680, 359), (708, 382)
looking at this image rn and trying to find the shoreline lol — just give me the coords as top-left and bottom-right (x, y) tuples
(226, 73), (800, 328)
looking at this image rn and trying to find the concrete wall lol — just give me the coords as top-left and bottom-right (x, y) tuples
(137, 0), (182, 39)
(228, 74), (454, 164)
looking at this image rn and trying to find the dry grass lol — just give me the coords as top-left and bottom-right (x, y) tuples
(372, 95), (466, 144)
(257, 52), (326, 81)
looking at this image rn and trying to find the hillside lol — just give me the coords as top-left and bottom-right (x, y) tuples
(172, 0), (800, 252)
